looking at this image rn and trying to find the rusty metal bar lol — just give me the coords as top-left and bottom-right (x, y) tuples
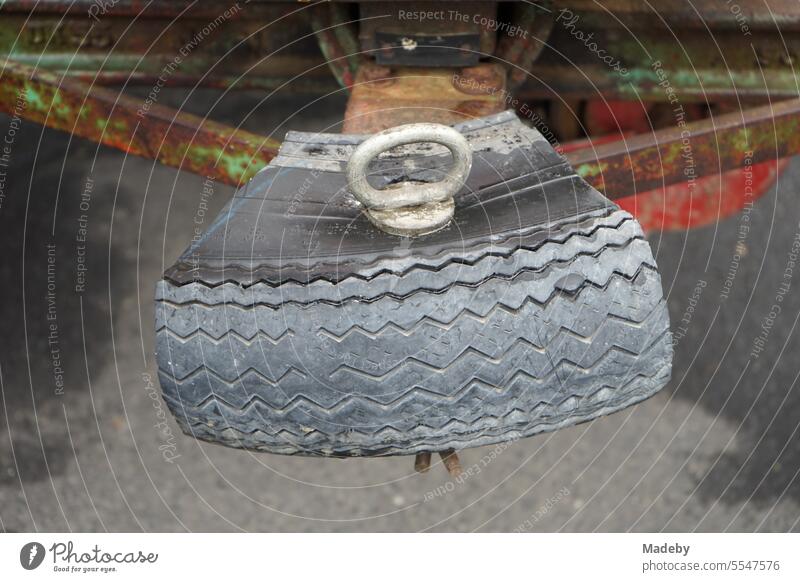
(2, 58), (799, 194)
(309, 3), (361, 90)
(4, 0), (799, 101)
(414, 452), (432, 473)
(0, 2), (335, 92)
(566, 97), (800, 199)
(439, 450), (463, 478)
(550, 0), (800, 29)
(0, 60), (280, 186)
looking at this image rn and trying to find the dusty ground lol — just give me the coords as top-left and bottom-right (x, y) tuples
(1, 92), (799, 532)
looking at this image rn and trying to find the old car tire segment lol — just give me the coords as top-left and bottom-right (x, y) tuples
(155, 111), (672, 457)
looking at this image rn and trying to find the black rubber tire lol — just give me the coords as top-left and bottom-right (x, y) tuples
(155, 207), (672, 457)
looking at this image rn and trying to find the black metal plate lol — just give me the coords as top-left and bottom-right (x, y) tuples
(374, 31), (480, 66)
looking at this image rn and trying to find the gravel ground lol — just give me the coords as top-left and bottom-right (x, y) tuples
(1, 92), (799, 532)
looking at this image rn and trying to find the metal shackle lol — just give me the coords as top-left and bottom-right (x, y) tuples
(346, 123), (472, 236)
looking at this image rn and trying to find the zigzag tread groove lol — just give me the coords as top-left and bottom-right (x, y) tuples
(155, 200), (672, 456)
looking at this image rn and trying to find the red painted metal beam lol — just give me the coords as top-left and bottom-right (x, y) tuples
(566, 98), (800, 199)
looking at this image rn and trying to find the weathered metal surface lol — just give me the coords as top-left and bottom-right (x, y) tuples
(3, 0), (799, 100)
(523, 64), (800, 102)
(342, 62), (507, 132)
(373, 31), (481, 67)
(414, 451), (432, 473)
(565, 98), (800, 199)
(346, 123), (472, 208)
(576, 99), (789, 230)
(3, 53), (798, 195)
(439, 450), (463, 478)
(1, 0), (481, 12)
(1, 1), (243, 16)
(346, 122), (473, 235)
(0, 2), (335, 91)
(551, 0), (800, 29)
(0, 60), (280, 186)
(5, 55), (797, 195)
(495, 2), (553, 88)
(309, 3), (360, 90)
(524, 1), (800, 100)
(358, 1), (497, 60)
(617, 160), (789, 231)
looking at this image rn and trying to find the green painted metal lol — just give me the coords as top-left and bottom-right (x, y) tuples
(0, 60), (281, 186)
(4, 55), (800, 196)
(0, 8), (336, 92)
(566, 98), (800, 198)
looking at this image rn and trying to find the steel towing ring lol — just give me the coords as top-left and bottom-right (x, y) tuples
(346, 123), (472, 236)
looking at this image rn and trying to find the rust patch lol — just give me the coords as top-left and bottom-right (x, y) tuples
(0, 60), (279, 187)
(343, 63), (508, 133)
(566, 98), (800, 199)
